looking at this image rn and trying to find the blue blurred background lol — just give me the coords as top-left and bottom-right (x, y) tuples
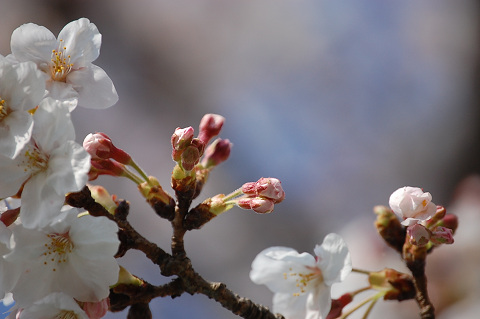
(1, 0), (480, 318)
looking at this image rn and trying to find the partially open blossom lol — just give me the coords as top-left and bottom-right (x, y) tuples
(83, 132), (131, 165)
(200, 138), (232, 169)
(10, 18), (118, 109)
(0, 59), (44, 159)
(250, 233), (351, 319)
(197, 114), (225, 145)
(389, 186), (437, 226)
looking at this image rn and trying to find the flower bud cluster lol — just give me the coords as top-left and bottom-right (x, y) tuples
(171, 114), (231, 175)
(389, 186), (455, 247)
(0, 18), (122, 317)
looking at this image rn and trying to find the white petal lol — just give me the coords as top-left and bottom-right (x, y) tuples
(314, 233), (352, 285)
(306, 284), (331, 319)
(0, 111), (33, 158)
(19, 171), (65, 229)
(45, 81), (79, 111)
(250, 247), (316, 293)
(272, 292), (308, 319)
(10, 23), (56, 65)
(0, 61), (45, 111)
(46, 141), (90, 195)
(70, 215), (119, 258)
(57, 18), (101, 67)
(0, 154), (30, 198)
(33, 98), (75, 151)
(67, 64), (118, 109)
(16, 293), (89, 319)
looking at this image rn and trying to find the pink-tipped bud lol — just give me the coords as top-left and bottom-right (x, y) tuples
(241, 177), (285, 203)
(200, 138), (232, 168)
(407, 224), (430, 247)
(438, 214), (458, 234)
(237, 197), (275, 214)
(89, 159), (128, 181)
(430, 226), (454, 245)
(171, 127), (195, 161)
(83, 133), (131, 165)
(197, 114), (225, 145)
(82, 298), (110, 319)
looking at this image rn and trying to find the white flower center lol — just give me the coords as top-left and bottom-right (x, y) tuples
(283, 266), (324, 296)
(54, 310), (79, 319)
(50, 40), (73, 82)
(20, 144), (49, 173)
(42, 231), (74, 272)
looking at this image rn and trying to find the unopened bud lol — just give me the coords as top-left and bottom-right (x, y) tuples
(241, 177), (285, 203)
(437, 214), (458, 234)
(89, 159), (128, 180)
(84, 132), (131, 165)
(171, 127), (194, 161)
(197, 113), (225, 145)
(237, 197), (275, 214)
(430, 226), (454, 245)
(88, 184), (118, 215)
(181, 145), (201, 172)
(200, 138), (232, 168)
(407, 224), (430, 247)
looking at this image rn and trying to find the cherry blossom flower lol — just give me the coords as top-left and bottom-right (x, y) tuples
(10, 18), (118, 110)
(250, 233), (351, 319)
(8, 292), (89, 319)
(0, 98), (90, 228)
(5, 208), (119, 307)
(0, 59), (44, 158)
(389, 186), (437, 226)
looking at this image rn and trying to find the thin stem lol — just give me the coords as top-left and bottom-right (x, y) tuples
(352, 268), (372, 275)
(340, 291), (385, 319)
(361, 297), (379, 319)
(129, 160), (152, 184)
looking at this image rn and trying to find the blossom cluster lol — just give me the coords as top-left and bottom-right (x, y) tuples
(0, 18), (120, 318)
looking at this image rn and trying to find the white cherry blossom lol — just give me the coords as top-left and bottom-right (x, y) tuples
(250, 233), (352, 319)
(10, 18), (118, 110)
(0, 98), (90, 228)
(5, 208), (119, 307)
(389, 186), (437, 226)
(0, 59), (45, 158)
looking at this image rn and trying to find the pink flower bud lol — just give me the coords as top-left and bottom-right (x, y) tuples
(255, 177), (285, 203)
(200, 138), (232, 168)
(389, 186), (437, 226)
(83, 132), (131, 165)
(237, 197), (275, 214)
(171, 127), (194, 161)
(197, 114), (225, 144)
(407, 224), (431, 247)
(82, 298), (110, 319)
(89, 159), (128, 180)
(181, 145), (201, 172)
(430, 226), (454, 245)
(241, 177), (285, 203)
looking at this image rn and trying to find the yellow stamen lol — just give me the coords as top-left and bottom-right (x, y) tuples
(50, 40), (74, 82)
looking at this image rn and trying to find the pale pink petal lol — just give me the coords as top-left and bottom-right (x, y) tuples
(272, 292), (308, 319)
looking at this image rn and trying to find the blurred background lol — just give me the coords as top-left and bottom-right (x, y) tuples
(1, 0), (480, 318)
